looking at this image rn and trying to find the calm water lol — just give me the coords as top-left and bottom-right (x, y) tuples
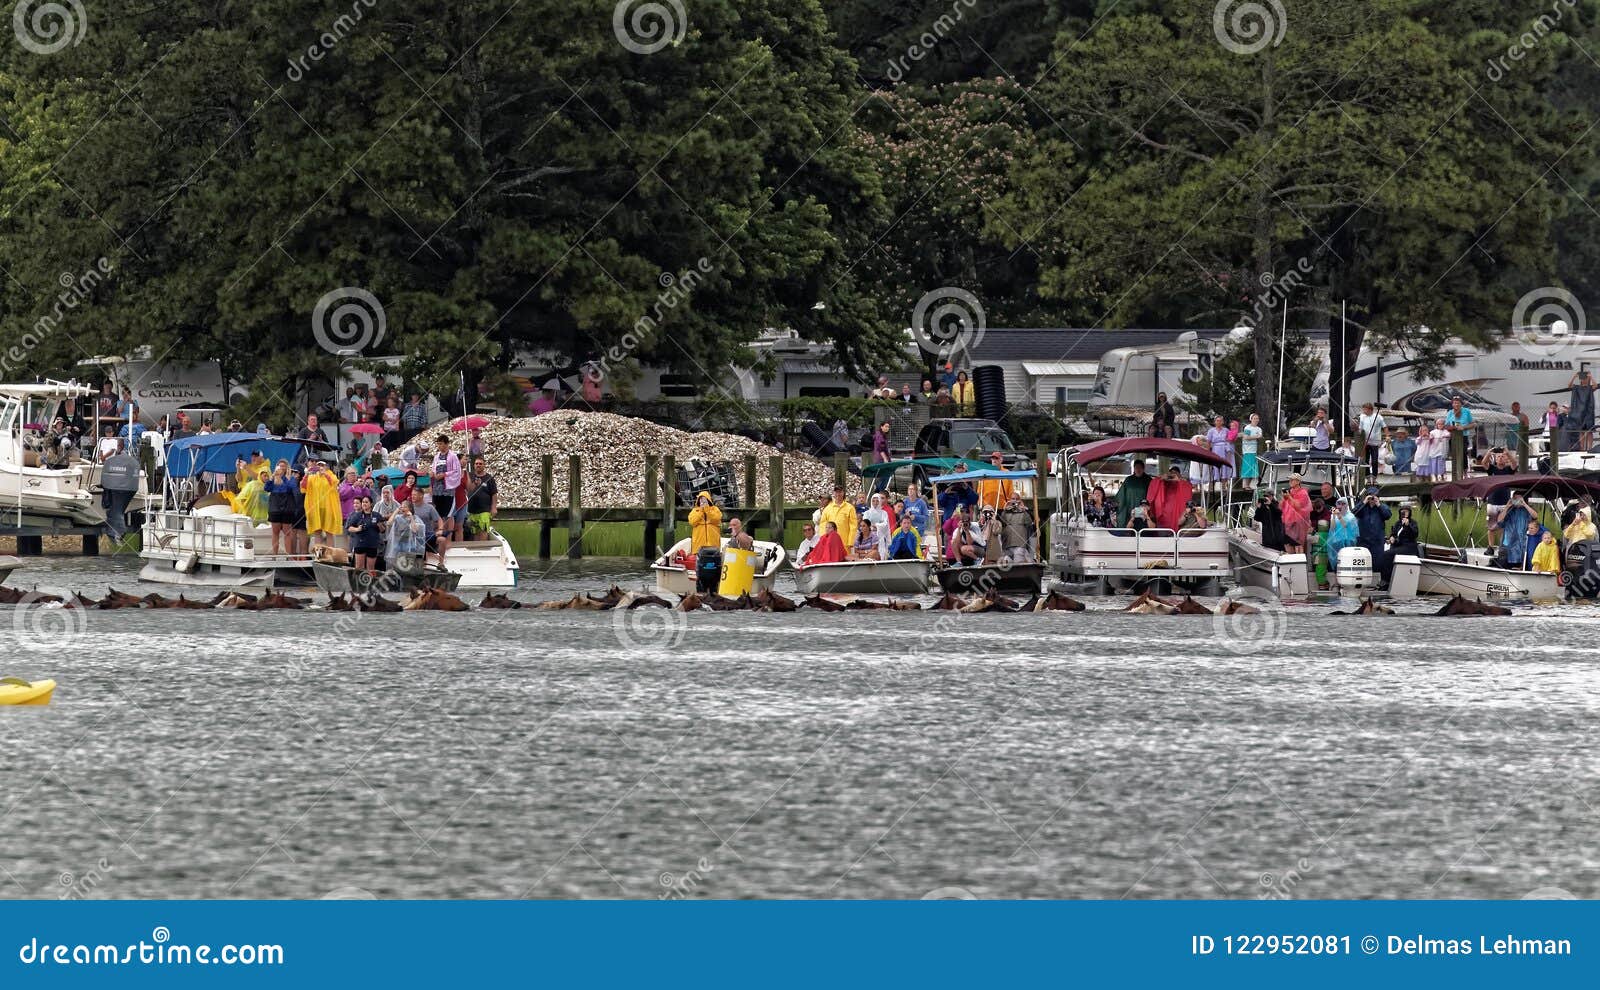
(2, 554), (1599, 901)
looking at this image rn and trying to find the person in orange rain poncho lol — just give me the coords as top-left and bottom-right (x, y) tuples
(1147, 465), (1193, 532)
(302, 459), (344, 547)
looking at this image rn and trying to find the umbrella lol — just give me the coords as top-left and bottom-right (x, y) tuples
(451, 415), (491, 431)
(348, 423), (385, 435)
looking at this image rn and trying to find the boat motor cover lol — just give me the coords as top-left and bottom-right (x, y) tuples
(99, 453), (142, 492)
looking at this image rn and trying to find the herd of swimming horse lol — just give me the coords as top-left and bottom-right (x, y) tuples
(0, 583), (1516, 616)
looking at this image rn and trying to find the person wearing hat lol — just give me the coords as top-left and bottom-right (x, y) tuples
(1354, 485), (1391, 570)
(1280, 473), (1311, 552)
(975, 451), (1013, 510)
(529, 383), (557, 416)
(974, 504), (1003, 565)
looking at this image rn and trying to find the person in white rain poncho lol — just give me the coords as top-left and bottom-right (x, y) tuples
(862, 492), (892, 556)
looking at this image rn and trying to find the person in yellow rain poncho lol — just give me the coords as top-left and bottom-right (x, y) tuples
(236, 469), (269, 524)
(688, 491), (723, 554)
(1531, 529), (1562, 574)
(302, 459), (344, 546)
(819, 486), (857, 547)
(952, 370), (975, 415)
(1564, 506), (1597, 544)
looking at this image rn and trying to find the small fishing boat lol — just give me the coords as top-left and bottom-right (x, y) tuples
(927, 465), (1048, 597)
(0, 554), (19, 586)
(0, 677), (55, 706)
(791, 557), (932, 596)
(652, 537), (787, 596)
(1419, 473), (1599, 601)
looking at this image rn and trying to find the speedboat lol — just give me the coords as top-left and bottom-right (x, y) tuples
(1049, 438), (1232, 595)
(652, 536), (787, 596)
(791, 556), (932, 596)
(0, 382), (106, 530)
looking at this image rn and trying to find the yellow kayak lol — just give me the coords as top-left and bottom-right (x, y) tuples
(0, 677), (55, 706)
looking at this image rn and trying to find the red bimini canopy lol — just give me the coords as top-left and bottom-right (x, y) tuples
(1066, 437), (1235, 469)
(1431, 473), (1600, 502)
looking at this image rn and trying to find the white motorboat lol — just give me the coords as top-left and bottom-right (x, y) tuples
(0, 554), (19, 585)
(652, 536), (787, 596)
(139, 502), (311, 588)
(791, 557), (932, 596)
(0, 381), (107, 530)
(1416, 546), (1561, 600)
(1227, 525), (1313, 597)
(1419, 473), (1591, 601)
(1050, 438), (1232, 595)
(441, 528), (521, 588)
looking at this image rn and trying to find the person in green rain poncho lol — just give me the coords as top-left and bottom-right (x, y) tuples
(1313, 519), (1330, 589)
(1113, 460), (1153, 526)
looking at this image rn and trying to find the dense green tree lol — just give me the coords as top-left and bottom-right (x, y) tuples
(995, 0), (1597, 430)
(0, 0), (897, 423)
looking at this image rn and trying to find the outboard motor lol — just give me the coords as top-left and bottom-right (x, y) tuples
(1332, 546), (1377, 594)
(695, 547), (724, 594)
(1565, 540), (1600, 599)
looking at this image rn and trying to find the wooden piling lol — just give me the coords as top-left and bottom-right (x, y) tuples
(643, 453), (659, 560)
(566, 454), (583, 559)
(17, 535), (41, 556)
(538, 454), (553, 559)
(1450, 431), (1466, 481)
(662, 454), (677, 549)
(768, 455), (784, 543)
(81, 534), (99, 556)
(833, 452), (846, 491)
(1517, 426), (1530, 473)
(743, 455), (757, 514)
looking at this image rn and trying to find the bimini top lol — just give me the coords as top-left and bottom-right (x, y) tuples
(164, 433), (322, 478)
(1064, 437), (1234, 469)
(1431, 473), (1600, 502)
(929, 467), (1040, 484)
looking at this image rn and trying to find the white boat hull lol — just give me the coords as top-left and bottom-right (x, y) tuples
(791, 558), (932, 596)
(1228, 528), (1312, 598)
(652, 537), (787, 596)
(444, 530), (520, 588)
(1417, 551), (1561, 600)
(137, 557), (288, 588)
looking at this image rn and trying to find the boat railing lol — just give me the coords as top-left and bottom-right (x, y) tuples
(142, 509), (293, 562)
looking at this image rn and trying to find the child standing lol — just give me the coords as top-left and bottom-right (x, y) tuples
(1313, 519), (1331, 590)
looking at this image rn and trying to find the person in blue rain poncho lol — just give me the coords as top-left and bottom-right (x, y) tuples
(1326, 498), (1360, 573)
